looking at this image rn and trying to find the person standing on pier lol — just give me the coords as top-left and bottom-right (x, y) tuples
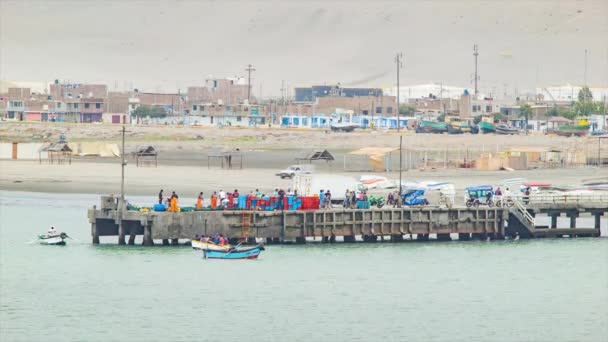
(196, 192), (204, 209)
(278, 188), (285, 210)
(233, 189), (240, 208)
(325, 190), (332, 209)
(169, 192), (179, 212)
(158, 189), (164, 204)
(211, 191), (218, 209)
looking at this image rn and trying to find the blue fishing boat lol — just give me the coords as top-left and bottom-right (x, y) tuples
(203, 244), (265, 259)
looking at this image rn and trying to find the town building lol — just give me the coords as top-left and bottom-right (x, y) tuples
(274, 95), (397, 118)
(294, 84), (382, 102)
(384, 83), (467, 102)
(187, 77), (251, 108)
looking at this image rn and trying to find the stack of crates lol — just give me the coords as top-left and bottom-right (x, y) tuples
(301, 196), (320, 210)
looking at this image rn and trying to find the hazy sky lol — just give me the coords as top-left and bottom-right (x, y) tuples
(1, 0), (607, 96)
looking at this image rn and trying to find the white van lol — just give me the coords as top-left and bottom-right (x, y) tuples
(276, 164), (315, 179)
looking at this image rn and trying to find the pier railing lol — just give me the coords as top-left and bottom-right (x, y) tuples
(509, 193), (608, 206)
(511, 197), (535, 226)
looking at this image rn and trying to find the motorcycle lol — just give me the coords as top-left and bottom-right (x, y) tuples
(368, 195), (385, 208)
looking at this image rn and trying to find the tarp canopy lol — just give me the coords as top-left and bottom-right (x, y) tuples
(345, 147), (399, 171)
(295, 149), (334, 162)
(506, 146), (548, 153)
(68, 143), (120, 157)
(347, 147), (398, 155)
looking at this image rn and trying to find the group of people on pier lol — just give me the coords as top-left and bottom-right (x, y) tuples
(158, 189), (180, 212)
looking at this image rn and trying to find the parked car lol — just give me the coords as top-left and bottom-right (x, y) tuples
(276, 164), (315, 179)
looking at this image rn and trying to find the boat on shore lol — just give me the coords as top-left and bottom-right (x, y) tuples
(330, 122), (360, 132)
(549, 124), (590, 137)
(478, 121), (495, 134)
(38, 232), (68, 245)
(416, 120), (448, 134)
(191, 240), (231, 251)
(203, 244), (265, 259)
(495, 124), (520, 135)
(447, 118), (472, 134)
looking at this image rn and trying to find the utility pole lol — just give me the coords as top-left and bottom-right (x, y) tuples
(245, 64), (255, 103)
(584, 49), (588, 86)
(280, 80), (286, 123)
(399, 135), (403, 196)
(118, 124), (128, 245)
(473, 44), (479, 97)
(395, 52), (403, 132)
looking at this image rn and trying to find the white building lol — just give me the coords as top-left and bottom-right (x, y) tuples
(537, 84), (608, 103)
(384, 83), (468, 102)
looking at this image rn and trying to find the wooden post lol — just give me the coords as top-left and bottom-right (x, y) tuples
(281, 210), (286, 242)
(91, 222), (100, 244)
(11, 142), (17, 160)
(550, 213), (559, 229)
(567, 211), (578, 229)
(118, 218), (126, 245)
(128, 230), (136, 245)
(143, 223), (154, 246)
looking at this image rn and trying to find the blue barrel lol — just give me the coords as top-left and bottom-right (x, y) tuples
(238, 196), (248, 209)
(153, 203), (166, 212)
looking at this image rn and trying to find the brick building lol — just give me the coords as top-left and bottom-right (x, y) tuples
(187, 77), (251, 109)
(274, 95), (397, 117)
(49, 83), (108, 99)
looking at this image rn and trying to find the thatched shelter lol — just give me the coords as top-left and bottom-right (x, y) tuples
(39, 143), (72, 165)
(134, 146), (158, 167)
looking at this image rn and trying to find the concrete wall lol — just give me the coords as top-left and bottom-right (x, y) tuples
(92, 207), (506, 241)
(0, 142), (47, 159)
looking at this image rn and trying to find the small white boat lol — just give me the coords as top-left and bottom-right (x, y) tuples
(191, 240), (231, 251)
(38, 232), (68, 245)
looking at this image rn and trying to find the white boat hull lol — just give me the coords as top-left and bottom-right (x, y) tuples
(191, 240), (231, 251)
(39, 235), (65, 245)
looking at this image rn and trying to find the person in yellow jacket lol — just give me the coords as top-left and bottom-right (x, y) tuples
(210, 191), (218, 209)
(169, 191), (179, 212)
(196, 192), (204, 209)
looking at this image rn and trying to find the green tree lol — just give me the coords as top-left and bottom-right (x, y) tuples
(519, 104), (532, 121)
(492, 112), (505, 123)
(473, 115), (482, 124)
(577, 86), (593, 102)
(399, 104), (416, 115)
(132, 106), (167, 118)
(437, 113), (446, 122)
(546, 107), (560, 117)
(574, 86), (598, 116)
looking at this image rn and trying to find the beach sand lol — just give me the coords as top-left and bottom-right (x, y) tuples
(1, 122), (604, 202)
(0, 159), (600, 199)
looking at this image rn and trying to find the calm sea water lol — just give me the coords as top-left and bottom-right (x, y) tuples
(1, 191), (607, 342)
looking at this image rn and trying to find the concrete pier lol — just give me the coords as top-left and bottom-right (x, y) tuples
(88, 196), (607, 245)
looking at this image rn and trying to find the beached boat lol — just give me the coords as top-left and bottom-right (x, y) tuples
(550, 124), (590, 137)
(38, 232), (68, 245)
(478, 121), (495, 134)
(416, 120), (448, 134)
(447, 119), (471, 134)
(191, 240), (231, 251)
(203, 244), (265, 259)
(330, 122), (360, 132)
(495, 124), (520, 135)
